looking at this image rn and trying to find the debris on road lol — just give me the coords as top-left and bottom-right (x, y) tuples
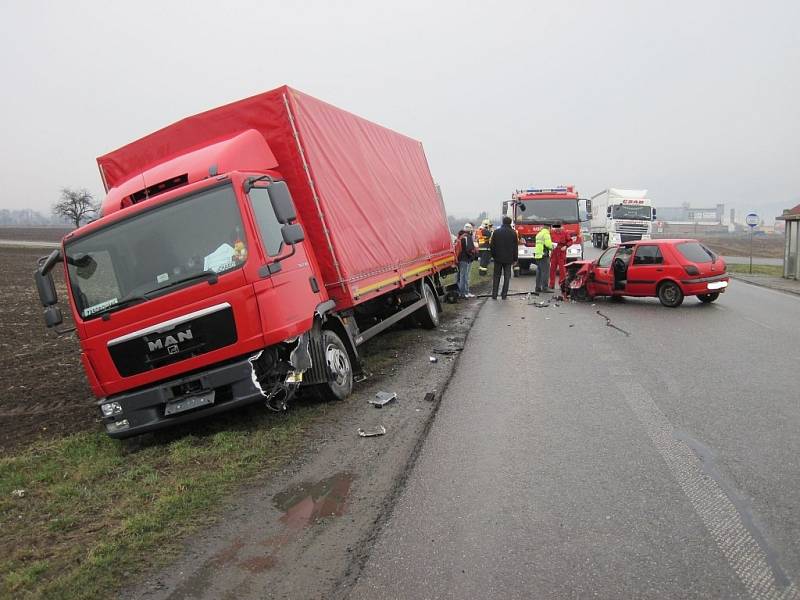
(596, 310), (631, 337)
(358, 425), (387, 437)
(11, 489), (26, 498)
(370, 391), (397, 407)
(429, 356), (438, 363)
(424, 391), (436, 402)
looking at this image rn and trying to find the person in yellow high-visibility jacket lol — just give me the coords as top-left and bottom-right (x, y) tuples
(534, 224), (554, 293)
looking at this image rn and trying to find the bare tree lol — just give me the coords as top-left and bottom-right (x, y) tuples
(53, 188), (98, 228)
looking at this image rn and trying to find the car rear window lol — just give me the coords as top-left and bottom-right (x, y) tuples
(677, 242), (715, 263)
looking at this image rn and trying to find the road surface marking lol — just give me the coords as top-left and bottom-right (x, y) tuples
(608, 361), (798, 600)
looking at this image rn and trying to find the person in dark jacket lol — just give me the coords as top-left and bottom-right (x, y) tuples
(489, 216), (518, 299)
(456, 223), (477, 298)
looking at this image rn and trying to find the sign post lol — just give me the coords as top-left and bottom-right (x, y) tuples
(745, 213), (759, 274)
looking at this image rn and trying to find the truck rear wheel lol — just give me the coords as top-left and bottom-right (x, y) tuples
(315, 329), (353, 401)
(416, 282), (440, 329)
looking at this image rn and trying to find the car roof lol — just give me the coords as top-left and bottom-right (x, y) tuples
(623, 238), (699, 246)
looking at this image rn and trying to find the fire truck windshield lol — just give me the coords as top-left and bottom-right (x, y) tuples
(612, 205), (652, 220)
(516, 199), (579, 224)
(65, 183), (248, 320)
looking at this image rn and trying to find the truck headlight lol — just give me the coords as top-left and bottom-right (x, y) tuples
(101, 401), (123, 417)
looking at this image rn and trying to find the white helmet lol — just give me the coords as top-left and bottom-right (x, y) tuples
(464, 222), (473, 231)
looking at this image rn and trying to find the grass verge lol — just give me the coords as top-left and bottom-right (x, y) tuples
(0, 402), (326, 600)
(727, 263), (783, 277)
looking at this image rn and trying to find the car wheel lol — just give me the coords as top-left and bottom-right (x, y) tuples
(697, 292), (719, 303)
(415, 282), (440, 329)
(658, 281), (684, 307)
(315, 329), (353, 401)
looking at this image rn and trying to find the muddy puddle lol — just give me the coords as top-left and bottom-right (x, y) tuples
(272, 471), (354, 530)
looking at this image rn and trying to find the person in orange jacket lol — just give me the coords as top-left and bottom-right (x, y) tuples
(549, 221), (573, 291)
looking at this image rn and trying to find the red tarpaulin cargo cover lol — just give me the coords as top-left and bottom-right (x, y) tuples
(97, 86), (453, 308)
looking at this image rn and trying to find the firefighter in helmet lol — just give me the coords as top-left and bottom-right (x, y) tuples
(476, 218), (494, 276)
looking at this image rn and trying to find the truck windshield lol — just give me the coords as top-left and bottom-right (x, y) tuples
(65, 183), (247, 320)
(612, 205), (652, 220)
(516, 199), (579, 224)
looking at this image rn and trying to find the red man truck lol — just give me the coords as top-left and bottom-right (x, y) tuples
(503, 186), (586, 274)
(34, 86), (455, 438)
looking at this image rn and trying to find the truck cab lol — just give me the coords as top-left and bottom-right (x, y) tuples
(588, 189), (655, 249)
(505, 186), (586, 274)
(38, 132), (322, 437)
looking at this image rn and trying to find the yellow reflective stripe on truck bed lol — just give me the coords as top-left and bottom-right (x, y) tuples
(353, 275), (402, 298)
(353, 256), (454, 299)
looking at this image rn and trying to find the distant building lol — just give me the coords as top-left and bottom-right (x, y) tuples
(777, 204), (800, 280)
(654, 202), (727, 235)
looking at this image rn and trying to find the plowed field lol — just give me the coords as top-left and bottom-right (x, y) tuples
(1, 246), (96, 453)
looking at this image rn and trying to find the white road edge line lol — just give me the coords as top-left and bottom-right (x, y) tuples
(611, 365), (798, 600)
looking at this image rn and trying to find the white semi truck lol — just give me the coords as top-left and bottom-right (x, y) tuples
(588, 188), (655, 249)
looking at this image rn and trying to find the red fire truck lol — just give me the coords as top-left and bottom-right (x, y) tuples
(504, 186), (586, 274)
(34, 86), (454, 438)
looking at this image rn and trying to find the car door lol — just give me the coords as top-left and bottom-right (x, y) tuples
(626, 244), (665, 296)
(592, 247), (617, 295)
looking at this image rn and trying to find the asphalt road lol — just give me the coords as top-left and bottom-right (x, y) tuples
(349, 264), (800, 598)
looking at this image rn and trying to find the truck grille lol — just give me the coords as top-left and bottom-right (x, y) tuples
(108, 306), (237, 377)
(616, 222), (650, 235)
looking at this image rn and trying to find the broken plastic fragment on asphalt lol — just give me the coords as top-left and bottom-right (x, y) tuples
(424, 391), (436, 402)
(358, 425), (387, 437)
(429, 356), (438, 363)
(370, 391), (397, 407)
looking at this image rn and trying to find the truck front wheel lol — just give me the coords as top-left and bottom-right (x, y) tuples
(315, 329), (353, 401)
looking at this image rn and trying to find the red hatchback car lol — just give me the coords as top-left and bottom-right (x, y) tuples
(565, 239), (730, 307)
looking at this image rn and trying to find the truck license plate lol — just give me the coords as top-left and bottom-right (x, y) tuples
(164, 391), (215, 416)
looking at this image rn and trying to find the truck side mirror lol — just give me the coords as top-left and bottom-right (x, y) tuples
(578, 198), (592, 222)
(607, 207), (612, 218)
(267, 181), (297, 224)
(35, 269), (58, 306)
(44, 305), (64, 328)
(281, 223), (305, 245)
(652, 208), (657, 219)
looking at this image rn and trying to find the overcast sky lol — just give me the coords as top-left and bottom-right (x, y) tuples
(1, 0), (798, 222)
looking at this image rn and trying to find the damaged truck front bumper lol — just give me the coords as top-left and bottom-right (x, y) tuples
(99, 357), (265, 438)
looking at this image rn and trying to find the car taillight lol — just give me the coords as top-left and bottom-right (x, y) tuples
(683, 265), (700, 276)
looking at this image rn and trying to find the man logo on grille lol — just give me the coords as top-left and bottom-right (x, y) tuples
(147, 328), (193, 352)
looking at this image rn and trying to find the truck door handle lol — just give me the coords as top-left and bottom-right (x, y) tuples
(656, 268), (664, 272)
